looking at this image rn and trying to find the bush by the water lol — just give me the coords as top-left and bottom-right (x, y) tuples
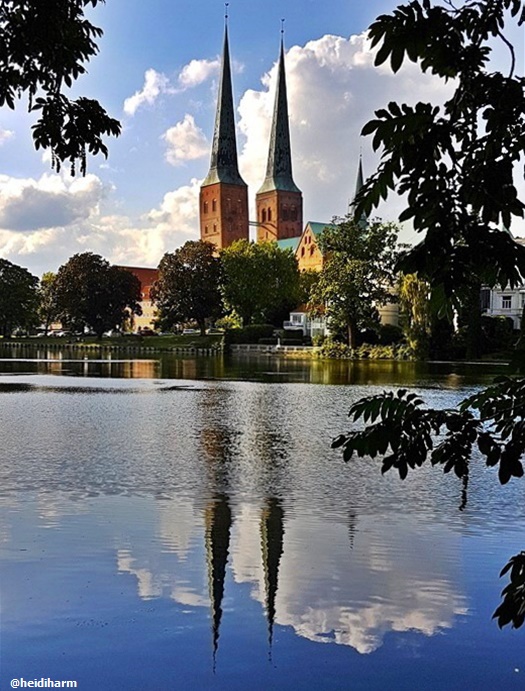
(225, 324), (275, 344)
(317, 339), (412, 360)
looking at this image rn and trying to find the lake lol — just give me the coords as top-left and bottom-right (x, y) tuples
(1, 350), (524, 690)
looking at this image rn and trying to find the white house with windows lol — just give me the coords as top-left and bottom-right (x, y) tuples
(483, 286), (525, 329)
(480, 236), (525, 330)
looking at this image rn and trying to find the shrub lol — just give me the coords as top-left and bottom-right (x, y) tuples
(225, 323), (275, 344)
(378, 323), (404, 345)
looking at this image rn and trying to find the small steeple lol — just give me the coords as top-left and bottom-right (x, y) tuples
(258, 29), (300, 195)
(350, 155), (368, 228)
(203, 16), (246, 187)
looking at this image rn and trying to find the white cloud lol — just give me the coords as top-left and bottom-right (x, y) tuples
(178, 58), (221, 89)
(0, 127), (14, 146)
(0, 173), (105, 231)
(123, 69), (173, 116)
(238, 32), (455, 232)
(163, 115), (209, 166)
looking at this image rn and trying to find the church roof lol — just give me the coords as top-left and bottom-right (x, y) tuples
(306, 221), (337, 237)
(202, 26), (246, 188)
(276, 236), (301, 253)
(257, 39), (301, 195)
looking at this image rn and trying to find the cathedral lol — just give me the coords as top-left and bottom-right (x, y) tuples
(199, 23), (308, 255)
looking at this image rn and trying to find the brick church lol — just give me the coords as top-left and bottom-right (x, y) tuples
(199, 22), (337, 268)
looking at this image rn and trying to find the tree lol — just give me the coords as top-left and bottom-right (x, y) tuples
(0, 0), (120, 174)
(0, 259), (39, 336)
(333, 0), (525, 628)
(309, 219), (399, 348)
(221, 240), (302, 326)
(151, 241), (222, 336)
(398, 273), (431, 357)
(54, 253), (142, 337)
(37, 271), (59, 335)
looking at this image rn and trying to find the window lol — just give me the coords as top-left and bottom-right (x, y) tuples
(310, 246), (315, 256)
(301, 247), (305, 257)
(502, 295), (512, 310)
(521, 293), (525, 308)
(212, 199), (217, 212)
(213, 224), (217, 234)
(204, 225), (209, 234)
(203, 201), (208, 214)
(281, 205), (289, 221)
(291, 205), (297, 221)
(262, 209), (267, 223)
(226, 198), (231, 213)
(268, 208), (272, 221)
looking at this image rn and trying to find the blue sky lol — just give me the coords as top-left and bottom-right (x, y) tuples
(0, 0), (523, 276)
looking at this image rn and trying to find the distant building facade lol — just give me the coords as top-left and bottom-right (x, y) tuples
(118, 266), (158, 331)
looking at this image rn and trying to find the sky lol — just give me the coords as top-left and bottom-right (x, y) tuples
(0, 0), (523, 277)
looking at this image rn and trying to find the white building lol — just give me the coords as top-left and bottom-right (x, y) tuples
(482, 236), (525, 330)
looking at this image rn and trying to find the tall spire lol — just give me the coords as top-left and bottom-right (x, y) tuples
(203, 19), (246, 187)
(258, 33), (300, 195)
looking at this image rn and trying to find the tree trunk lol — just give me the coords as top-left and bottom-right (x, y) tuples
(347, 320), (357, 350)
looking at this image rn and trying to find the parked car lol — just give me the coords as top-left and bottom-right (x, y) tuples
(137, 327), (157, 336)
(182, 328), (199, 335)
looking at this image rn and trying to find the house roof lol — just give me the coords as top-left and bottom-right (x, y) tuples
(276, 237), (301, 253)
(305, 221), (337, 238)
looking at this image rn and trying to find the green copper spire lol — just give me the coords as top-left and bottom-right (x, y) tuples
(258, 37), (300, 194)
(350, 155), (368, 228)
(203, 23), (246, 187)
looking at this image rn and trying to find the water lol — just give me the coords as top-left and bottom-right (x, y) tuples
(1, 351), (523, 690)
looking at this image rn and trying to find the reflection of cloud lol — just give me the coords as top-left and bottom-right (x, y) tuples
(116, 497), (208, 606)
(232, 511), (468, 655)
(117, 547), (208, 606)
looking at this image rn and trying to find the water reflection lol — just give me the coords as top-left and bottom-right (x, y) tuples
(0, 345), (510, 386)
(1, 371), (524, 689)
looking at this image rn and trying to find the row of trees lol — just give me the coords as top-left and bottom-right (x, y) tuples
(1, 217), (402, 341)
(0, 254), (142, 338)
(152, 239), (307, 336)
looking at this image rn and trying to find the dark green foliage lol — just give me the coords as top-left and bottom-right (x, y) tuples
(54, 253), (142, 337)
(309, 219), (399, 348)
(333, 377), (525, 484)
(494, 552), (525, 628)
(0, 0), (120, 174)
(355, 0), (525, 311)
(378, 323), (404, 345)
(152, 241), (223, 336)
(0, 259), (39, 336)
(225, 324), (275, 344)
(221, 241), (301, 326)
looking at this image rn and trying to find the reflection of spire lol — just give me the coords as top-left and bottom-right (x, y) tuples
(349, 155), (368, 228)
(260, 497), (285, 655)
(205, 493), (232, 668)
(348, 511), (357, 549)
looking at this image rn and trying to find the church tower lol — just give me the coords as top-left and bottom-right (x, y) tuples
(199, 21), (249, 250)
(256, 36), (303, 243)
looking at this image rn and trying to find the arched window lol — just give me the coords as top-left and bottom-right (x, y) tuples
(301, 247), (305, 257)
(213, 224), (217, 233)
(212, 199), (217, 212)
(262, 209), (267, 223)
(291, 205), (297, 221)
(268, 208), (272, 221)
(205, 225), (209, 234)
(310, 246), (315, 256)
